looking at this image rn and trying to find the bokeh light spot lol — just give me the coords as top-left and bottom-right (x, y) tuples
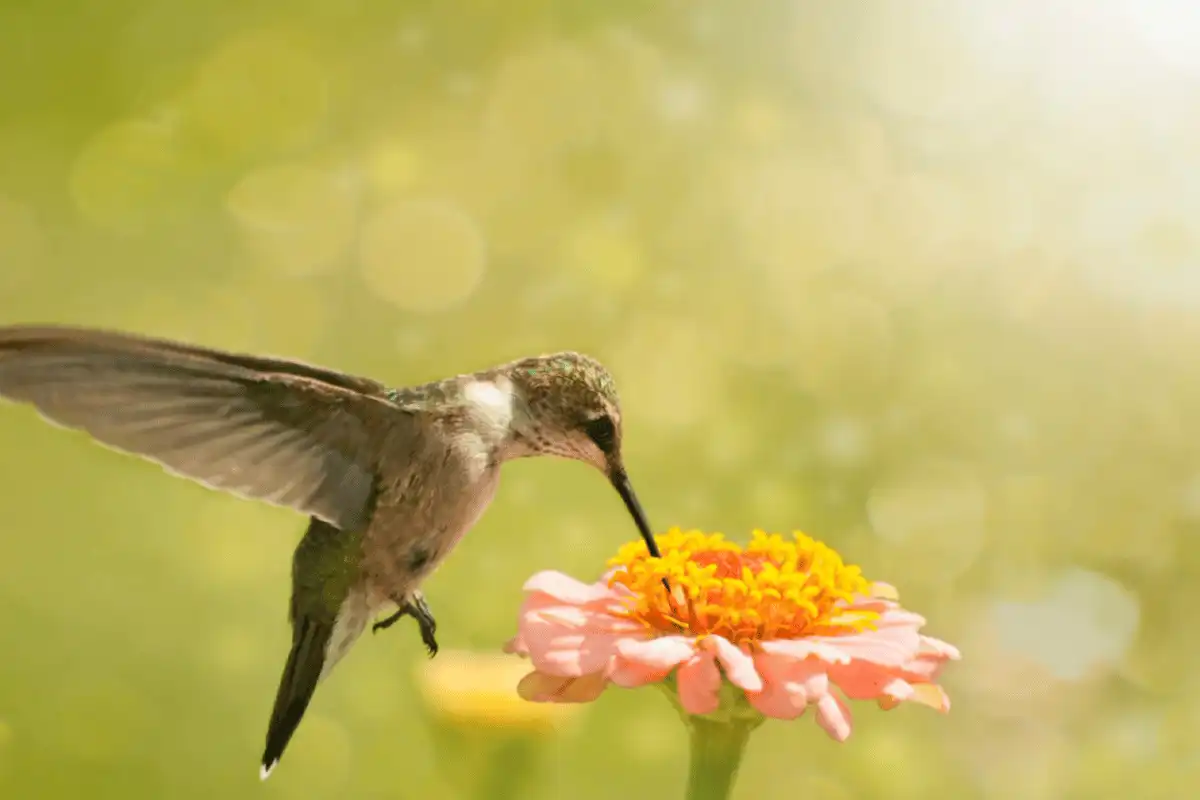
(226, 163), (357, 276)
(359, 199), (487, 313)
(364, 140), (424, 199)
(1075, 186), (1200, 309)
(867, 457), (987, 578)
(702, 418), (758, 473)
(816, 414), (872, 468)
(657, 77), (706, 123)
(611, 315), (722, 431)
(749, 478), (805, 524)
(988, 569), (1140, 681)
(856, 2), (1032, 123)
(1180, 473), (1200, 522)
(731, 96), (787, 147)
(189, 30), (328, 155)
(786, 290), (895, 401)
(1124, 0), (1200, 79)
(1100, 710), (1162, 763)
(867, 173), (973, 300)
(485, 42), (604, 157)
(729, 153), (872, 281)
(560, 213), (646, 292)
(69, 118), (181, 234)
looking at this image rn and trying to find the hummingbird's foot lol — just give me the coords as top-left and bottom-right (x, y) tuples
(407, 594), (439, 658)
(372, 594), (439, 658)
(372, 610), (404, 633)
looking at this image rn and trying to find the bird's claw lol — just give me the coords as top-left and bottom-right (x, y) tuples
(373, 593), (438, 658)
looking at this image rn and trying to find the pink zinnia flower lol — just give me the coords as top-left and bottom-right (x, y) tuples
(506, 528), (960, 740)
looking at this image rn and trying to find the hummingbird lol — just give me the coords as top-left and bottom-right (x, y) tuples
(0, 325), (661, 778)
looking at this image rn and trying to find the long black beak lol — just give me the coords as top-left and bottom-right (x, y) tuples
(609, 467), (662, 558)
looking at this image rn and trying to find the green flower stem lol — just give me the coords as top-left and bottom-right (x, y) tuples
(684, 716), (755, 800)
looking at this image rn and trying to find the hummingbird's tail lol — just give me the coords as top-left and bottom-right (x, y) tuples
(260, 597), (368, 779)
(260, 616), (332, 779)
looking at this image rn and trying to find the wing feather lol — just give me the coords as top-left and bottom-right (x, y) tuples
(0, 326), (410, 530)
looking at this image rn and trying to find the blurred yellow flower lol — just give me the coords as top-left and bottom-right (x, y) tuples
(415, 650), (579, 733)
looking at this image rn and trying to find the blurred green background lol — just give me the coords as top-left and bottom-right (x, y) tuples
(1, 1), (1198, 797)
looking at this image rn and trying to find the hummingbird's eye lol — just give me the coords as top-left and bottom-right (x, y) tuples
(584, 415), (616, 452)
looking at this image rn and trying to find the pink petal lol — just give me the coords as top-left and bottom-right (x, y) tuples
(911, 683), (951, 712)
(849, 636), (959, 688)
(877, 681), (950, 712)
(759, 638), (853, 665)
(527, 605), (597, 627)
(815, 692), (853, 741)
(529, 604), (643, 635)
(517, 670), (609, 703)
(746, 652), (809, 720)
(608, 636), (694, 688)
(801, 608), (926, 667)
(825, 636), (956, 714)
(703, 636), (763, 692)
(871, 609), (927, 629)
(874, 679), (914, 710)
(617, 636), (696, 669)
(517, 604), (631, 676)
(839, 599), (900, 617)
(811, 636), (913, 667)
(895, 652), (951, 682)
(610, 658), (674, 688)
(880, 678), (915, 703)
(829, 660), (908, 701)
(677, 652), (721, 715)
(525, 630), (627, 676)
(523, 571), (617, 604)
(920, 635), (962, 660)
(503, 636), (527, 656)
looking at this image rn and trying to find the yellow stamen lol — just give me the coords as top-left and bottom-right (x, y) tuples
(607, 528), (877, 645)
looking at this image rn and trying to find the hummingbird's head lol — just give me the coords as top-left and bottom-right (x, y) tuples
(506, 352), (661, 558)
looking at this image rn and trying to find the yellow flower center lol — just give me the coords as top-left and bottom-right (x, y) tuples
(607, 528), (877, 646)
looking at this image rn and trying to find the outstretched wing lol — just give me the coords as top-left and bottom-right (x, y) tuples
(0, 325), (408, 530)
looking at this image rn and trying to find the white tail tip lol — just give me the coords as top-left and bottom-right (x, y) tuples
(260, 761), (277, 781)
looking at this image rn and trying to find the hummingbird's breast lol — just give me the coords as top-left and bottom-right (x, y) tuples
(358, 418), (503, 600)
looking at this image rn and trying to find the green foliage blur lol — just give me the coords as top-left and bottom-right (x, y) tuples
(2, 1), (1199, 797)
